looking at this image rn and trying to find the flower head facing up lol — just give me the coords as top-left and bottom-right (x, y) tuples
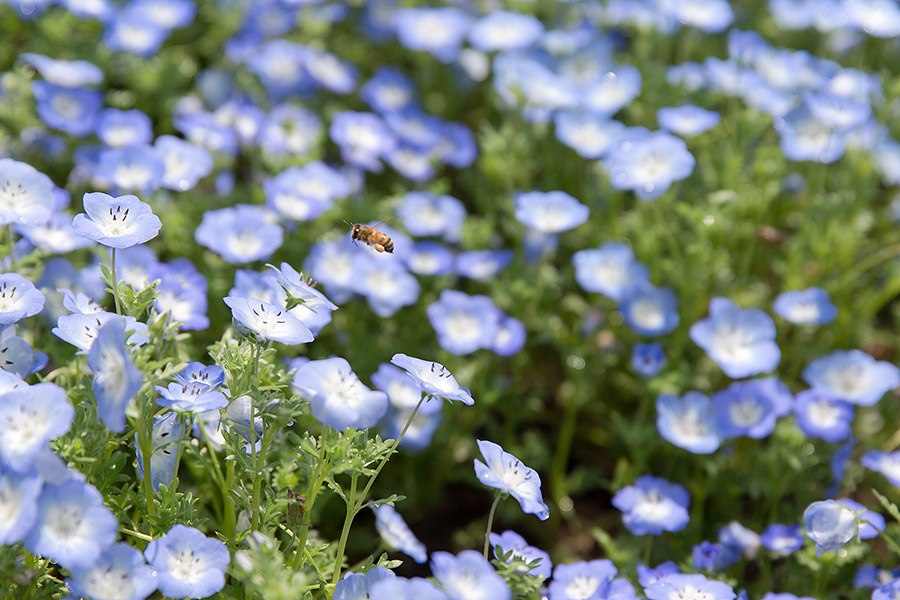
(802, 350), (900, 406)
(803, 499), (858, 556)
(644, 573), (735, 600)
(612, 475), (691, 536)
(0, 383), (73, 472)
(0, 273), (45, 325)
(513, 190), (590, 234)
(390, 353), (474, 405)
(224, 296), (313, 345)
(772, 287), (837, 325)
(0, 469), (42, 545)
(72, 192), (162, 249)
(144, 524), (230, 599)
(88, 318), (143, 433)
(0, 158), (56, 226)
(656, 391), (721, 454)
(547, 559), (617, 600)
(155, 381), (228, 414)
(431, 549), (511, 600)
(371, 504), (427, 563)
(474, 439), (549, 520)
(761, 523), (804, 556)
(66, 542), (158, 600)
(572, 242), (650, 302)
(292, 357), (388, 431)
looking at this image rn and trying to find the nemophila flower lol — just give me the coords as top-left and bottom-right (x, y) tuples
(861, 450), (900, 487)
(666, 62), (707, 90)
(329, 111), (396, 172)
(129, 0), (195, 29)
(136, 412), (182, 490)
(369, 577), (447, 600)
(88, 318), (142, 433)
(772, 287), (837, 325)
(17, 212), (96, 254)
(776, 105), (846, 164)
(804, 499), (858, 556)
(53, 312), (148, 353)
(349, 255), (420, 318)
(874, 580), (900, 600)
(0, 383), (72, 472)
(153, 135), (213, 192)
(469, 11), (544, 52)
(390, 353), (474, 405)
(431, 550), (510, 600)
(547, 559), (617, 600)
(428, 289), (504, 355)
(620, 284), (680, 337)
(0, 324), (47, 377)
(637, 561), (681, 587)
(174, 111), (238, 155)
(0, 468), (42, 544)
(103, 13), (168, 55)
(580, 65), (642, 117)
(671, 0), (733, 32)
(553, 112), (626, 159)
(392, 7), (471, 63)
(115, 246), (158, 291)
(435, 121), (477, 168)
(572, 242), (650, 301)
(838, 498), (884, 539)
(292, 357), (388, 431)
(0, 273), (45, 325)
(693, 541), (728, 571)
(644, 574), (735, 600)
(224, 296), (313, 345)
(97, 144), (166, 193)
(267, 262), (339, 334)
(304, 240), (356, 303)
(73, 192), (162, 249)
(846, 0), (900, 37)
(66, 541), (157, 600)
(492, 316), (526, 357)
(264, 162), (350, 222)
(604, 130), (695, 200)
(804, 91), (871, 131)
(719, 521), (761, 561)
(95, 109), (153, 148)
(303, 47), (357, 94)
(156, 381), (228, 414)
(152, 260), (210, 331)
(612, 475), (691, 535)
(657, 105), (721, 137)
(474, 439), (549, 520)
(385, 144), (435, 181)
(195, 205), (284, 264)
(145, 525), (230, 599)
(371, 504), (427, 563)
(656, 391), (721, 454)
(20, 52), (103, 87)
(490, 530), (551, 578)
(761, 523), (804, 556)
(632, 343), (666, 377)
(690, 297), (781, 379)
(360, 67), (418, 114)
(712, 377), (794, 439)
(259, 104), (323, 158)
(793, 389), (854, 442)
(245, 39), (313, 100)
(0, 158), (56, 226)
(214, 99), (265, 146)
(761, 594), (816, 600)
(334, 566), (395, 600)
(513, 190), (589, 234)
(395, 191), (466, 241)
(24, 479), (118, 570)
(456, 250), (513, 281)
(403, 241), (455, 276)
(32, 81), (102, 137)
(802, 350), (900, 406)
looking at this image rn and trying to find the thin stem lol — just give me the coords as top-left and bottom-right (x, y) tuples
(6, 224), (15, 271)
(550, 393), (581, 503)
(292, 441), (329, 570)
(643, 535), (654, 566)
(359, 394), (427, 502)
(331, 473), (359, 585)
(110, 248), (122, 315)
(223, 460), (236, 539)
(483, 491), (503, 559)
(250, 341), (264, 530)
(136, 392), (155, 517)
(120, 527), (153, 542)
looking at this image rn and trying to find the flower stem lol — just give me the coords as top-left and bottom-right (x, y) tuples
(331, 473), (359, 584)
(483, 491), (503, 559)
(249, 340), (264, 530)
(110, 248), (122, 315)
(136, 391), (155, 517)
(359, 394), (427, 502)
(292, 439), (329, 570)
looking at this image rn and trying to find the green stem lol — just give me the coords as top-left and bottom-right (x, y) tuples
(483, 491), (503, 559)
(223, 460), (236, 539)
(550, 393), (580, 503)
(331, 473), (359, 584)
(879, 528), (900, 556)
(643, 535), (654, 566)
(292, 441), (329, 570)
(358, 395), (427, 503)
(136, 392), (155, 517)
(200, 426), (228, 525)
(250, 341), (264, 530)
(111, 248), (122, 315)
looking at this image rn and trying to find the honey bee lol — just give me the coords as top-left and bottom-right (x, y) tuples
(344, 220), (394, 253)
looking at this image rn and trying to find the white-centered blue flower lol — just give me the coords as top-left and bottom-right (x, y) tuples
(802, 350), (900, 406)
(224, 296), (314, 345)
(88, 318), (143, 433)
(548, 559), (617, 600)
(155, 381), (228, 413)
(371, 504), (427, 564)
(772, 287), (837, 325)
(474, 439), (549, 520)
(490, 530), (552, 578)
(656, 391), (721, 454)
(0, 383), (73, 472)
(0, 469), (42, 545)
(690, 297), (781, 379)
(292, 357), (389, 431)
(644, 573), (735, 600)
(572, 242), (650, 302)
(803, 499), (858, 557)
(52, 312), (149, 354)
(66, 542), (158, 600)
(0, 158), (56, 226)
(431, 550), (511, 600)
(195, 205), (284, 264)
(513, 190), (589, 234)
(72, 192), (162, 249)
(144, 524), (230, 599)
(19, 52), (104, 87)
(612, 475), (691, 536)
(390, 353), (474, 405)
(657, 105), (721, 137)
(0, 273), (45, 325)
(369, 576), (447, 600)
(861, 450), (900, 488)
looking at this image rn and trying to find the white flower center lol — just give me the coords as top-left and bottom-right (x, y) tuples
(728, 397), (764, 427)
(565, 575), (601, 599)
(629, 298), (665, 330)
(825, 363), (867, 396)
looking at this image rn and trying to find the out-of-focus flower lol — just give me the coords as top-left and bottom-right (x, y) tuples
(690, 297), (781, 379)
(632, 342), (666, 377)
(603, 130), (695, 200)
(292, 357), (388, 430)
(490, 530), (552, 578)
(656, 391), (720, 454)
(620, 284), (680, 337)
(0, 158), (56, 226)
(772, 287), (837, 325)
(468, 11), (544, 52)
(761, 523), (805, 556)
(0, 273), (45, 325)
(329, 111), (396, 172)
(371, 505), (427, 564)
(657, 105), (721, 137)
(195, 205), (284, 264)
(554, 112), (626, 159)
(154, 135), (213, 192)
(0, 383), (73, 472)
(514, 190), (589, 234)
(392, 7), (471, 63)
(712, 377), (794, 439)
(426, 290), (502, 355)
(644, 574), (735, 600)
(395, 192), (466, 241)
(32, 82), (102, 137)
(88, 318), (142, 433)
(802, 350), (900, 406)
(861, 450), (900, 487)
(548, 559), (617, 599)
(431, 550), (510, 600)
(793, 389), (854, 442)
(572, 242), (650, 302)
(804, 499), (857, 556)
(612, 475), (690, 535)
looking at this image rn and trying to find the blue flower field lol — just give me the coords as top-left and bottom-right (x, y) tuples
(2, 0), (900, 599)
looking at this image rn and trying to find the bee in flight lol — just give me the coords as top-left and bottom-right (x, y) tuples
(344, 220), (394, 254)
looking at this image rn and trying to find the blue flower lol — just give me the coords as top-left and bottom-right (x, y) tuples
(0, 325), (47, 376)
(259, 104), (322, 158)
(547, 559), (617, 599)
(264, 162), (350, 222)
(144, 524), (230, 599)
(793, 389), (854, 442)
(719, 521), (761, 562)
(73, 192), (162, 249)
(392, 7), (471, 63)
(492, 316), (526, 357)
(267, 262), (339, 335)
(349, 255), (420, 317)
(88, 318), (143, 433)
(369, 577), (447, 600)
(0, 158), (56, 226)
(0, 468), (42, 545)
(174, 111), (238, 155)
(431, 550), (510, 600)
(657, 105), (721, 137)
(804, 91), (871, 131)
(553, 112), (626, 159)
(689, 298), (781, 379)
(612, 475), (690, 535)
(67, 542), (158, 600)
(874, 581), (900, 600)
(712, 378), (794, 439)
(580, 65), (642, 117)
(603, 130), (695, 200)
(637, 561), (681, 587)
(455, 250), (513, 281)
(802, 350), (900, 406)
(693, 541), (728, 572)
(371, 504), (427, 563)
(620, 284), (680, 337)
(838, 498), (884, 540)
(490, 530), (552, 578)
(329, 111), (396, 172)
(97, 144), (166, 193)
(360, 67), (418, 114)
(32, 82), (102, 137)
(632, 343), (666, 377)
(385, 144), (435, 181)
(644, 574), (735, 600)
(671, 0), (733, 33)
(427, 290), (502, 355)
(24, 479), (118, 570)
(195, 205), (284, 264)
(245, 40), (313, 100)
(96, 109), (153, 147)
(52, 312), (147, 353)
(776, 105), (846, 164)
(402, 241), (455, 276)
(436, 121), (477, 168)
(375, 363), (443, 452)
(17, 212), (96, 254)
(0, 273), (45, 325)
(803, 499), (857, 556)
(103, 13), (168, 55)
(395, 192), (466, 241)
(468, 10), (544, 52)
(154, 135), (213, 192)
(474, 439), (549, 520)
(152, 259), (210, 331)
(514, 190), (589, 234)
(334, 566), (395, 600)
(390, 353), (474, 405)
(136, 412), (182, 490)
(761, 523), (804, 556)
(20, 52), (103, 87)
(861, 450), (900, 488)
(304, 47), (357, 93)
(0, 383), (73, 472)
(304, 240), (357, 303)
(656, 391), (721, 454)
(129, 0), (195, 30)
(572, 242), (650, 302)
(292, 357), (389, 431)
(772, 287), (838, 325)
(224, 296), (314, 345)
(155, 381), (228, 413)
